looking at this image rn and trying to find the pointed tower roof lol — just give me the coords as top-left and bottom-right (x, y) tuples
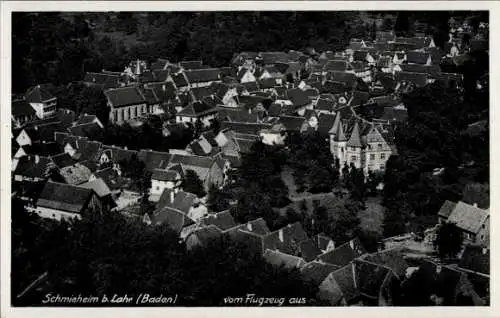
(328, 112), (341, 135)
(346, 121), (363, 148)
(333, 120), (347, 142)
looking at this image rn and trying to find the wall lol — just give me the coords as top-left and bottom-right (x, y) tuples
(475, 217), (489, 246)
(151, 179), (176, 196)
(16, 130), (32, 146)
(34, 206), (82, 221)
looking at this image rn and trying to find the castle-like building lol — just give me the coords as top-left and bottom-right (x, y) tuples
(330, 113), (393, 175)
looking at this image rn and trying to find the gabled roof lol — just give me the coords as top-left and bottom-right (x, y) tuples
(301, 261), (340, 286)
(23, 121), (63, 143)
(158, 189), (198, 215)
(447, 201), (489, 234)
(263, 249), (306, 270)
(278, 116), (307, 132)
(317, 238), (366, 267)
(353, 51), (369, 62)
(172, 73), (189, 87)
(354, 260), (392, 298)
(221, 121), (271, 136)
(326, 71), (357, 87)
(218, 107), (259, 123)
(177, 101), (217, 117)
(14, 155), (53, 179)
(60, 163), (92, 185)
(138, 149), (172, 171)
(200, 210), (237, 231)
(323, 60), (349, 72)
(79, 177), (112, 198)
(25, 85), (56, 103)
(400, 64), (442, 78)
(396, 71), (429, 88)
(263, 222), (309, 255)
(286, 88), (312, 107)
(12, 99), (36, 118)
(184, 68), (225, 84)
(438, 200), (458, 219)
(37, 181), (93, 214)
(360, 247), (410, 278)
(299, 239), (323, 262)
(149, 206), (195, 233)
(179, 60), (204, 70)
(68, 122), (104, 140)
(406, 51), (431, 65)
(315, 97), (336, 113)
(83, 72), (122, 89)
(50, 152), (76, 169)
(317, 113), (336, 135)
(150, 58), (170, 71)
(104, 86), (146, 108)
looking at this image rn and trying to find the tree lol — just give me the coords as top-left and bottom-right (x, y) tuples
(206, 184), (232, 212)
(183, 169), (206, 198)
(119, 154), (151, 196)
(434, 222), (463, 259)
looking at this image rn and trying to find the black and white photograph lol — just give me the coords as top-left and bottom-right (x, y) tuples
(3, 3), (493, 311)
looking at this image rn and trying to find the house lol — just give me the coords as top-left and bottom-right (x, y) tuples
(441, 201), (489, 246)
(34, 181), (102, 221)
(237, 67), (257, 83)
(184, 68), (228, 88)
(105, 86), (148, 124)
(16, 121), (62, 147)
(199, 210), (237, 231)
(83, 72), (123, 89)
(150, 165), (184, 200)
(175, 101), (218, 126)
(317, 238), (367, 267)
(278, 116), (310, 133)
(67, 122), (104, 140)
(156, 188), (207, 223)
(437, 200), (457, 224)
(168, 154), (225, 191)
(13, 155), (54, 182)
(185, 225), (224, 251)
(352, 51), (376, 65)
(25, 85), (57, 119)
(59, 163), (93, 185)
(301, 261), (340, 287)
(263, 249), (307, 270)
(12, 99), (37, 128)
(79, 177), (117, 211)
(179, 60), (204, 70)
(314, 233), (336, 253)
(406, 51), (432, 65)
(458, 245), (489, 277)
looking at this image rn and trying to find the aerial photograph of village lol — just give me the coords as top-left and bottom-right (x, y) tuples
(10, 11), (489, 307)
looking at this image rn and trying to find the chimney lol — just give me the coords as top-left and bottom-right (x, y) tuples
(247, 222), (252, 231)
(473, 203), (478, 208)
(34, 125), (38, 131)
(278, 229), (284, 242)
(349, 239), (355, 249)
(35, 155), (40, 164)
(170, 190), (175, 204)
(482, 247), (488, 255)
(162, 84), (166, 91)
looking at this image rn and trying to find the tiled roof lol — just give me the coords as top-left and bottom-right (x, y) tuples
(286, 89), (312, 107)
(79, 177), (112, 198)
(172, 73), (189, 87)
(447, 201), (489, 234)
(37, 181), (93, 214)
(301, 261), (340, 286)
(200, 210), (237, 231)
(158, 189), (198, 215)
(184, 68), (225, 84)
(14, 155), (53, 179)
(104, 86), (146, 108)
(177, 101), (217, 117)
(299, 239), (323, 262)
(326, 71), (357, 87)
(68, 122), (104, 140)
(396, 72), (428, 88)
(151, 169), (180, 182)
(12, 99), (36, 118)
(278, 116), (307, 132)
(138, 149), (172, 171)
(317, 238), (367, 267)
(361, 247), (410, 279)
(438, 200), (458, 219)
(60, 163), (92, 185)
(400, 64), (442, 77)
(263, 249), (306, 270)
(25, 85), (56, 103)
(323, 60), (349, 72)
(23, 121), (63, 143)
(317, 113), (336, 135)
(406, 51), (431, 65)
(221, 121), (271, 136)
(263, 222), (309, 255)
(330, 263), (359, 303)
(355, 260), (392, 298)
(83, 72), (122, 89)
(179, 60), (204, 70)
(150, 206), (195, 233)
(50, 153), (76, 169)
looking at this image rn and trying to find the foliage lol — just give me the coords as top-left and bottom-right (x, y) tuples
(183, 169), (207, 198)
(119, 154), (151, 195)
(434, 222), (463, 259)
(13, 200), (319, 305)
(206, 184), (232, 212)
(287, 132), (339, 194)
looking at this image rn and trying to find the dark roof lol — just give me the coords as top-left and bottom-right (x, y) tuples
(50, 153), (76, 169)
(179, 60), (204, 70)
(151, 169), (180, 182)
(447, 201), (489, 234)
(317, 238), (367, 267)
(406, 51), (431, 65)
(330, 264), (359, 303)
(263, 249), (306, 270)
(301, 261), (340, 286)
(221, 121), (271, 136)
(17, 142), (62, 157)
(150, 206), (195, 233)
(83, 72), (121, 89)
(138, 149), (172, 171)
(102, 145), (138, 164)
(14, 155), (53, 179)
(355, 260), (391, 298)
(317, 113), (336, 135)
(323, 60), (349, 72)
(286, 89), (312, 107)
(75, 140), (102, 162)
(299, 239), (323, 262)
(158, 189), (198, 215)
(218, 107), (259, 123)
(400, 64), (442, 77)
(172, 73), (189, 87)
(353, 51), (369, 62)
(184, 68), (224, 84)
(177, 101), (217, 117)
(150, 58), (169, 71)
(361, 247), (410, 278)
(104, 86), (146, 108)
(201, 211), (237, 231)
(92, 168), (125, 191)
(396, 72), (428, 87)
(23, 121), (63, 143)
(315, 98), (336, 113)
(278, 116), (307, 132)
(37, 181), (93, 214)
(349, 91), (370, 107)
(263, 222), (309, 255)
(12, 99), (36, 118)
(459, 245), (489, 275)
(68, 122), (104, 140)
(145, 82), (177, 103)
(25, 85), (55, 103)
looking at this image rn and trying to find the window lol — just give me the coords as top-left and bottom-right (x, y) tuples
(380, 164), (385, 170)
(370, 154), (375, 160)
(380, 153), (386, 160)
(481, 235), (485, 240)
(482, 224), (486, 229)
(156, 186), (160, 191)
(378, 144), (382, 150)
(351, 156), (357, 161)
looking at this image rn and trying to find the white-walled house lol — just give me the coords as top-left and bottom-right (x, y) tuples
(25, 85), (57, 119)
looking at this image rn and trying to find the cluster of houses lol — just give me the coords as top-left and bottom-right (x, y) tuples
(11, 23), (489, 306)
